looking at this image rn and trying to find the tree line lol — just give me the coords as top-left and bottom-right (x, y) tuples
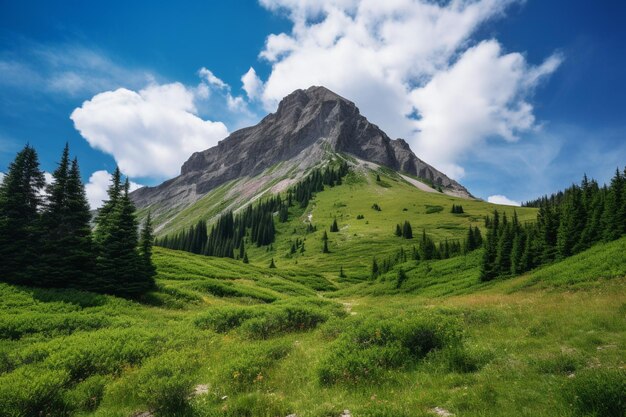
(0, 144), (156, 297)
(481, 168), (626, 281)
(155, 160), (351, 261)
(372, 226), (483, 279)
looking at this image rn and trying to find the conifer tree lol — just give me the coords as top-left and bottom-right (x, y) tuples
(242, 252), (249, 263)
(322, 239), (330, 253)
(0, 145), (46, 284)
(339, 266), (346, 278)
(139, 212), (156, 288)
(402, 221), (413, 239)
(39, 144), (71, 287)
(269, 258), (276, 268)
(395, 224), (402, 237)
(602, 168), (624, 241)
(371, 257), (379, 279)
(330, 218), (339, 232)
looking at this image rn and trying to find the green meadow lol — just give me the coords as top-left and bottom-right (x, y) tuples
(1, 168), (624, 417)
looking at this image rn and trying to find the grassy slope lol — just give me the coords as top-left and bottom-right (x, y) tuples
(243, 166), (537, 281)
(0, 169), (623, 416)
(0, 235), (624, 417)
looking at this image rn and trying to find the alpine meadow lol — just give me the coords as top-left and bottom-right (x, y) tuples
(1, 1), (625, 417)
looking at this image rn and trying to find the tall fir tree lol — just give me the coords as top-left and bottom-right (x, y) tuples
(0, 145), (46, 284)
(138, 212), (157, 290)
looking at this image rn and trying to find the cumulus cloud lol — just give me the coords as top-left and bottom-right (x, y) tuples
(254, 0), (562, 179)
(411, 41), (563, 178)
(198, 67), (228, 89)
(241, 67), (263, 100)
(71, 82), (229, 178)
(487, 195), (521, 206)
(85, 170), (142, 210)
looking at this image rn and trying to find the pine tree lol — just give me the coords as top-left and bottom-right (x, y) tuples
(602, 168), (624, 241)
(480, 210), (499, 281)
(66, 158), (96, 289)
(371, 257), (379, 279)
(395, 224), (402, 237)
(322, 239), (330, 253)
(396, 268), (407, 289)
(138, 212), (156, 289)
(330, 218), (339, 232)
(39, 144), (71, 287)
(0, 145), (46, 284)
(402, 221), (413, 239)
(269, 258), (276, 268)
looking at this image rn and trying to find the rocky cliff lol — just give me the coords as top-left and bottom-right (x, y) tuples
(132, 86), (471, 228)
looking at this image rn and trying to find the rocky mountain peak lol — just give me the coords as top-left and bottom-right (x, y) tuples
(132, 86), (471, 228)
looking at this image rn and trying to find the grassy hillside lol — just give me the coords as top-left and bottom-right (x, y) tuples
(0, 236), (625, 417)
(160, 163), (537, 281)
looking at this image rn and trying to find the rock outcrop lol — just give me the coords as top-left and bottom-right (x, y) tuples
(131, 86), (471, 224)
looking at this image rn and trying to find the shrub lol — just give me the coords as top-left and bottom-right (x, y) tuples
(318, 315), (462, 385)
(0, 313), (110, 340)
(0, 367), (70, 417)
(194, 307), (258, 333)
(64, 374), (109, 412)
(442, 345), (492, 373)
(135, 350), (200, 415)
(565, 367), (626, 417)
(222, 342), (291, 392)
(194, 299), (341, 338)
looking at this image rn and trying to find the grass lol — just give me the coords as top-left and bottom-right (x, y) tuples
(0, 174), (625, 416)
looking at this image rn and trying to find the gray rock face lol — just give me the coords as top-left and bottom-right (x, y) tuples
(132, 86), (470, 217)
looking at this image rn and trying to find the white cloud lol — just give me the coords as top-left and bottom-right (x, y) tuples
(241, 67), (263, 100)
(71, 82), (229, 178)
(85, 170), (142, 210)
(255, 0), (561, 178)
(411, 40), (563, 178)
(198, 67), (228, 89)
(0, 172), (4, 183)
(0, 43), (153, 96)
(487, 195), (521, 206)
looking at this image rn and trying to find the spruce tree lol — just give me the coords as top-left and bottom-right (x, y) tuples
(0, 145), (46, 284)
(371, 257), (379, 279)
(602, 168), (624, 241)
(402, 221), (413, 239)
(322, 239), (330, 253)
(139, 212), (156, 289)
(395, 224), (402, 237)
(39, 144), (71, 287)
(66, 158), (96, 289)
(269, 258), (276, 268)
(330, 218), (339, 232)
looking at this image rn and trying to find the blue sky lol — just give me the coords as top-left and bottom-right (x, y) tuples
(1, 0), (625, 207)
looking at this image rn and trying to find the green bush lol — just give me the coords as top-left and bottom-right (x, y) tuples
(0, 366), (70, 417)
(44, 329), (165, 380)
(222, 342), (291, 392)
(194, 307), (258, 333)
(442, 345), (492, 373)
(0, 313), (110, 339)
(565, 367), (626, 417)
(135, 350), (200, 415)
(194, 299), (341, 338)
(64, 374), (109, 412)
(318, 315), (462, 385)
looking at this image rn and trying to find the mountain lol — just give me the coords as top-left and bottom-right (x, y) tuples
(131, 86), (471, 233)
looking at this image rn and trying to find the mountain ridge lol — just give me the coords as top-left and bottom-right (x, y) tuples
(131, 86), (471, 230)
